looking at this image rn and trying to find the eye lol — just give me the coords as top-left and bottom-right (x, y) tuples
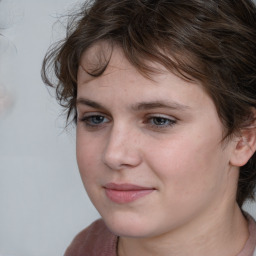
(151, 117), (171, 126)
(146, 115), (177, 129)
(79, 114), (110, 127)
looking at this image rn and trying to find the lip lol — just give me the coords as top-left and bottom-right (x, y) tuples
(104, 183), (155, 204)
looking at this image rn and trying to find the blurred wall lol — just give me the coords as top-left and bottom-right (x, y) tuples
(0, 1), (99, 256)
(0, 0), (255, 256)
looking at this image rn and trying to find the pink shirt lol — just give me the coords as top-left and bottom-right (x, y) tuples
(64, 215), (256, 256)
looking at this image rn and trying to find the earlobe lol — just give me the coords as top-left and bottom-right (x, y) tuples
(230, 127), (256, 167)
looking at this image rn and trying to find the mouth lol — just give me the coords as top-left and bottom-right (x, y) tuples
(103, 183), (156, 204)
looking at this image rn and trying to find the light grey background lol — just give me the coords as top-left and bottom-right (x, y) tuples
(0, 0), (255, 256)
(0, 1), (99, 256)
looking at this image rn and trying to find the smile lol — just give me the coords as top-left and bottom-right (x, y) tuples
(104, 183), (156, 204)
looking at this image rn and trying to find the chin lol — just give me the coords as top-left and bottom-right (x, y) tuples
(107, 223), (152, 238)
(100, 212), (160, 238)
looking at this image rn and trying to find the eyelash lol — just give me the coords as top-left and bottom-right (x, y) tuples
(79, 114), (110, 128)
(78, 114), (177, 130)
(145, 115), (177, 129)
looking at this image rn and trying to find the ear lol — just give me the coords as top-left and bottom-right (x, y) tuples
(230, 126), (256, 167)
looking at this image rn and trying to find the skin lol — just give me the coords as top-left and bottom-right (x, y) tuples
(76, 45), (252, 256)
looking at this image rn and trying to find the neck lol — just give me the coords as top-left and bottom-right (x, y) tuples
(118, 204), (249, 256)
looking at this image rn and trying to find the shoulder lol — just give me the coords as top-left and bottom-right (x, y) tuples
(64, 219), (118, 256)
(238, 213), (256, 256)
(247, 215), (256, 256)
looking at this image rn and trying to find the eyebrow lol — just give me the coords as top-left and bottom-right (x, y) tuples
(76, 98), (190, 112)
(131, 101), (190, 111)
(76, 98), (108, 111)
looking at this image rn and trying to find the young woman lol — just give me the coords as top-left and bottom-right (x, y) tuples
(42, 0), (256, 255)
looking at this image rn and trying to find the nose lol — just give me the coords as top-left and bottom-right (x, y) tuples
(102, 125), (142, 170)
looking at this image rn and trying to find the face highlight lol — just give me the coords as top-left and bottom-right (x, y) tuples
(76, 46), (239, 239)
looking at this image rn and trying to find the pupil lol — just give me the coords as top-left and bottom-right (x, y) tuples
(93, 116), (104, 123)
(154, 117), (166, 125)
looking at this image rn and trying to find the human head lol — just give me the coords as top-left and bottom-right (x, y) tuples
(42, 0), (256, 207)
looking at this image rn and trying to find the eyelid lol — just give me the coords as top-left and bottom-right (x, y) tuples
(78, 111), (108, 120)
(144, 113), (177, 129)
(146, 113), (177, 121)
(78, 112), (111, 128)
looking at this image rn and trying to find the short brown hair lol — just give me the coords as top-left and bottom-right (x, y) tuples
(42, 0), (256, 206)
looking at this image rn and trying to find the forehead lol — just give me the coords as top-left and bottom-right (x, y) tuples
(78, 41), (113, 80)
(78, 45), (218, 115)
(79, 42), (191, 85)
(78, 38), (207, 86)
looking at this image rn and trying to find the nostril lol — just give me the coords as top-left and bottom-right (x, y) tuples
(102, 143), (142, 170)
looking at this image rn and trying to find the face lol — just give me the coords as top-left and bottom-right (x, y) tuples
(76, 46), (239, 238)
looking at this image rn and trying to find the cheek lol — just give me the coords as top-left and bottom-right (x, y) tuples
(147, 133), (228, 196)
(76, 130), (102, 179)
(76, 134), (105, 203)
